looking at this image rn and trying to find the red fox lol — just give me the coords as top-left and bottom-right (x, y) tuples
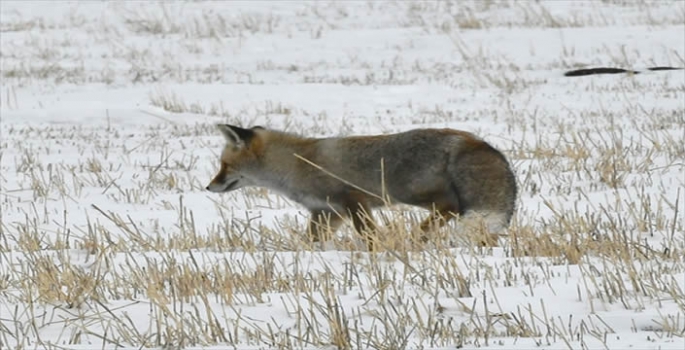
(206, 124), (517, 250)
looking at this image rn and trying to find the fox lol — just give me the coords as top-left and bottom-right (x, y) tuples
(206, 124), (517, 250)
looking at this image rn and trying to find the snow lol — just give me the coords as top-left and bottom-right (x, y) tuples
(1, 1), (684, 349)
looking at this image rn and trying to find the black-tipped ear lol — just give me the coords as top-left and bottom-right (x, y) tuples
(231, 125), (257, 144)
(217, 124), (240, 144)
(216, 124), (257, 146)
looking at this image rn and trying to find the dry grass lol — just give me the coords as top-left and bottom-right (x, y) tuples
(2, 92), (683, 348)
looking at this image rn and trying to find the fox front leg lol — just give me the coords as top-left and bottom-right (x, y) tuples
(347, 204), (378, 251)
(307, 209), (343, 244)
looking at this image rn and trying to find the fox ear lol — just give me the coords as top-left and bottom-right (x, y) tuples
(217, 124), (257, 147)
(217, 124), (241, 145)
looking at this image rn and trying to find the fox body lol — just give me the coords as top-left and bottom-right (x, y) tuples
(206, 124), (517, 249)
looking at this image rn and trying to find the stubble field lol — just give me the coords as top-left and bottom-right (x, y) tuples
(1, 1), (684, 349)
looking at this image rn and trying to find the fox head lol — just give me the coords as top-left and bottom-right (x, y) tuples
(206, 124), (264, 193)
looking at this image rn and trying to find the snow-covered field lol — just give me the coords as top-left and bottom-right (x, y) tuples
(1, 1), (684, 349)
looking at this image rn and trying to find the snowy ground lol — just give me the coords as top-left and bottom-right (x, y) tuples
(1, 1), (684, 349)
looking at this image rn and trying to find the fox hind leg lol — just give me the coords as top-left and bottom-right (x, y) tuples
(417, 206), (458, 244)
(458, 211), (508, 247)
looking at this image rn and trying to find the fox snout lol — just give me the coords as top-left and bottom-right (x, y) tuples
(206, 181), (231, 192)
(205, 175), (241, 193)
(206, 160), (241, 192)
